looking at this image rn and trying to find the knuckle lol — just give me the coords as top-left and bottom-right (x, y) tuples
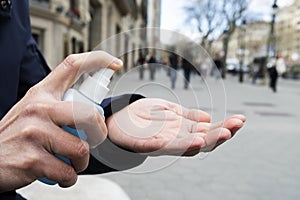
(65, 54), (77, 65)
(101, 125), (108, 139)
(85, 107), (99, 122)
(22, 103), (42, 117)
(75, 141), (89, 159)
(25, 86), (39, 97)
(22, 104), (37, 117)
(21, 125), (41, 140)
(64, 54), (80, 71)
(21, 152), (41, 170)
(44, 103), (56, 115)
(61, 166), (76, 183)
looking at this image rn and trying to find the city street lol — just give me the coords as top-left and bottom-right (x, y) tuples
(103, 69), (300, 200)
(18, 69), (300, 200)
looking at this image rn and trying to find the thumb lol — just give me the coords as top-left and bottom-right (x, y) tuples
(38, 51), (123, 99)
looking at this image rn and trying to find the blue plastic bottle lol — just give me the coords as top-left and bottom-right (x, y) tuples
(39, 68), (114, 185)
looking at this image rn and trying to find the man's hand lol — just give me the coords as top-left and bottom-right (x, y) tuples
(107, 98), (245, 156)
(0, 51), (122, 192)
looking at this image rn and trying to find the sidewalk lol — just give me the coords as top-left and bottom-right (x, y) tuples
(17, 175), (131, 200)
(105, 70), (300, 200)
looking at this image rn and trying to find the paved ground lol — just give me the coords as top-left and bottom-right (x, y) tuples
(18, 69), (300, 200)
(104, 69), (300, 200)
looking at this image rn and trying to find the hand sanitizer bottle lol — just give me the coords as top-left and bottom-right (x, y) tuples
(39, 68), (115, 185)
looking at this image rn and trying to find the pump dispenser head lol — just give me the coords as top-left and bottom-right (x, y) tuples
(79, 68), (114, 104)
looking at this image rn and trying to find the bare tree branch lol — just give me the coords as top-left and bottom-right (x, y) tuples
(184, 0), (249, 78)
(184, 0), (224, 49)
(221, 0), (249, 78)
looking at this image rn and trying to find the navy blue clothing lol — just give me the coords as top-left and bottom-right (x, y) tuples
(0, 0), (50, 118)
(0, 1), (146, 199)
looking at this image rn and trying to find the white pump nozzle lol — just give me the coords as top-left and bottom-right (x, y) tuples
(79, 68), (115, 104)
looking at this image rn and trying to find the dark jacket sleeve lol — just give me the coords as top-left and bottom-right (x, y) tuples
(81, 94), (148, 174)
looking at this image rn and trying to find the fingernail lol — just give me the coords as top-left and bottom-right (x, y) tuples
(112, 59), (123, 67)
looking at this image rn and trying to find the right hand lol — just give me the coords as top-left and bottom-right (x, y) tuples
(0, 51), (123, 192)
(107, 98), (246, 156)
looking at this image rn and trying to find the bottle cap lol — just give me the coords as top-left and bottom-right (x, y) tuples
(79, 68), (114, 103)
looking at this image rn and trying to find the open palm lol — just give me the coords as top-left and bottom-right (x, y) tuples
(107, 98), (245, 156)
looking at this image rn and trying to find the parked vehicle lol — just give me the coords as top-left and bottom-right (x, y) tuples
(226, 58), (249, 74)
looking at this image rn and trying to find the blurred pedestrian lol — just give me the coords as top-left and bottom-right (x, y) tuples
(275, 54), (287, 77)
(267, 54), (286, 92)
(182, 58), (193, 90)
(267, 57), (278, 92)
(201, 58), (211, 79)
(137, 51), (146, 80)
(252, 65), (264, 85)
(213, 52), (224, 80)
(181, 51), (194, 90)
(148, 52), (157, 81)
(168, 52), (179, 89)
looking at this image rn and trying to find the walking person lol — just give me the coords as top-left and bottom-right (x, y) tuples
(168, 52), (179, 89)
(268, 54), (286, 92)
(275, 54), (287, 77)
(201, 58), (211, 79)
(137, 51), (146, 80)
(213, 52), (224, 80)
(267, 57), (278, 92)
(147, 52), (157, 81)
(181, 49), (195, 90)
(182, 58), (192, 90)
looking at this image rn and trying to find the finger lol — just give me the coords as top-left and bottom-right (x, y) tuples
(199, 118), (244, 152)
(223, 118), (244, 136)
(147, 134), (206, 156)
(39, 152), (78, 187)
(166, 101), (211, 122)
(47, 101), (107, 147)
(231, 114), (246, 123)
(201, 128), (232, 152)
(40, 51), (123, 98)
(47, 125), (90, 173)
(188, 122), (211, 133)
(182, 109), (211, 123)
(210, 117), (244, 133)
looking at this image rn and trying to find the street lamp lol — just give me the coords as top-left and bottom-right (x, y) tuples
(239, 19), (247, 83)
(265, 0), (279, 79)
(271, 1), (279, 56)
(222, 29), (229, 78)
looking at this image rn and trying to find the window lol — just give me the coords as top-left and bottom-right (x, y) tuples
(32, 28), (44, 53)
(30, 0), (50, 8)
(70, 0), (80, 18)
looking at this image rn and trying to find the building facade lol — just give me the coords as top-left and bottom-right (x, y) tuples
(276, 0), (300, 64)
(212, 21), (269, 65)
(211, 1), (300, 68)
(30, 0), (90, 69)
(30, 0), (148, 71)
(88, 0), (148, 72)
(147, 0), (161, 46)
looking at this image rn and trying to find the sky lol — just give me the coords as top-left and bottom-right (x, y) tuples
(160, 0), (294, 39)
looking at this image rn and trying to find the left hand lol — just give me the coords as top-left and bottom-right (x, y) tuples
(0, 51), (123, 192)
(106, 98), (245, 156)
